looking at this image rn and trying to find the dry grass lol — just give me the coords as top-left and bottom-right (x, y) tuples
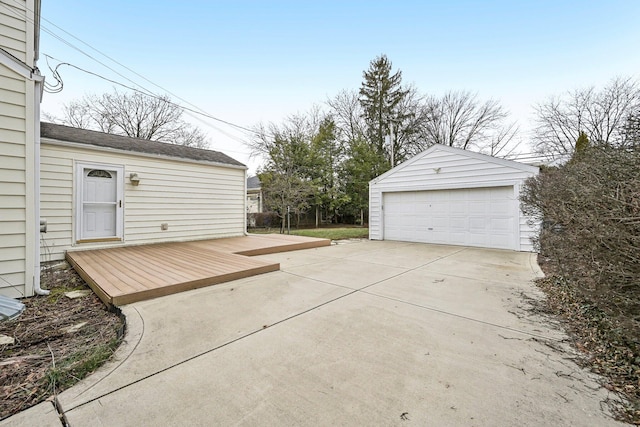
(0, 266), (124, 420)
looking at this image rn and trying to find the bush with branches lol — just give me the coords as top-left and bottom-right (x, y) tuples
(521, 145), (640, 312)
(520, 144), (640, 421)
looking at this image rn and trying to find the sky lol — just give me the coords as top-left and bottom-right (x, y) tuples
(36, 0), (640, 174)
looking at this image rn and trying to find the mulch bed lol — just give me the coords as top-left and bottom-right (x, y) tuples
(0, 265), (124, 420)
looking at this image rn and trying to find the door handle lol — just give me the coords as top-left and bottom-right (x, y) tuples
(119, 200), (122, 208)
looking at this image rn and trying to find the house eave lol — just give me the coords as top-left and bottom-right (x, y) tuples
(0, 47), (42, 81)
(41, 137), (248, 171)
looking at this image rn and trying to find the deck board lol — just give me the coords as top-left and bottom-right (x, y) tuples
(66, 234), (331, 306)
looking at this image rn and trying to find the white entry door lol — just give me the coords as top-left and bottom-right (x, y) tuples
(383, 186), (517, 250)
(76, 163), (124, 242)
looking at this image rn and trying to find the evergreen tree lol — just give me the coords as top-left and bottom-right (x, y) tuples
(309, 116), (347, 224)
(340, 138), (387, 224)
(575, 131), (590, 153)
(569, 131), (591, 163)
(359, 55), (409, 163)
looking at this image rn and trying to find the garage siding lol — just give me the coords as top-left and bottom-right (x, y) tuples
(369, 145), (538, 251)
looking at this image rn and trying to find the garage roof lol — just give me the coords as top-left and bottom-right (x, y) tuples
(371, 144), (538, 184)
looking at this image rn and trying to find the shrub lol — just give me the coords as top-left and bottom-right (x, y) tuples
(247, 212), (281, 229)
(521, 145), (640, 315)
(520, 144), (640, 421)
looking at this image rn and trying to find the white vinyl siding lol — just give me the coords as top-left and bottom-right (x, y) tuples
(0, 63), (28, 297)
(0, 0), (37, 297)
(40, 142), (246, 262)
(0, 0), (28, 62)
(369, 145), (538, 252)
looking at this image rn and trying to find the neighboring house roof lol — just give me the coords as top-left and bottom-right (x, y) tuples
(40, 122), (245, 168)
(247, 175), (261, 190)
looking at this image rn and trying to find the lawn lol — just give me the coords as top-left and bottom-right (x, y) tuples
(250, 227), (369, 240)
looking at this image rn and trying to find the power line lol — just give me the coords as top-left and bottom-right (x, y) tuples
(42, 54), (261, 138)
(2, 1), (156, 97)
(5, 0), (263, 143)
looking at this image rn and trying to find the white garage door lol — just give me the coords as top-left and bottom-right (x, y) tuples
(383, 186), (516, 250)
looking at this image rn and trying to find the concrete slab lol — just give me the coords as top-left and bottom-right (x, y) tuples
(347, 242), (465, 269)
(426, 247), (543, 285)
(311, 239), (411, 259)
(63, 291), (622, 426)
(365, 266), (565, 341)
(52, 240), (626, 426)
(57, 271), (351, 410)
(254, 248), (333, 269)
(0, 401), (60, 427)
(284, 258), (408, 290)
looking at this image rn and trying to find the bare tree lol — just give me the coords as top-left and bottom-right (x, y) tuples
(533, 76), (640, 158)
(392, 85), (433, 161)
(327, 89), (365, 144)
(45, 88), (209, 148)
(422, 90), (516, 153)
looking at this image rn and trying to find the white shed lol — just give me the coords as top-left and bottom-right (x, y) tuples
(39, 123), (247, 262)
(369, 144), (539, 252)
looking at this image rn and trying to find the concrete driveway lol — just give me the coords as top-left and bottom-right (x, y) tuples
(5, 241), (626, 426)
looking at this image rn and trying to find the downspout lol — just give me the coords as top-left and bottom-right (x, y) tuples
(33, 71), (49, 295)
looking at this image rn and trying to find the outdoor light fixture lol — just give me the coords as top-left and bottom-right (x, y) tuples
(129, 173), (140, 186)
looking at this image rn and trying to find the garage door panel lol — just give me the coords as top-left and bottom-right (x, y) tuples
(448, 232), (467, 245)
(450, 217), (466, 231)
(491, 234), (512, 248)
(470, 201), (488, 214)
(470, 233), (489, 246)
(449, 201), (467, 214)
(491, 200), (510, 210)
(415, 216), (430, 227)
(468, 217), (486, 232)
(491, 217), (512, 232)
(383, 187), (516, 250)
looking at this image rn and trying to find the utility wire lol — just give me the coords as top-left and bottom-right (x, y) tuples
(41, 54), (261, 138)
(37, 6), (239, 130)
(9, 0), (546, 162)
(2, 1), (156, 97)
(5, 0), (263, 143)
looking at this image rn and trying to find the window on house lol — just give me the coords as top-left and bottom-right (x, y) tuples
(87, 170), (113, 179)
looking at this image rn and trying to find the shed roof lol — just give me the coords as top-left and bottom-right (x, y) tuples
(40, 122), (245, 168)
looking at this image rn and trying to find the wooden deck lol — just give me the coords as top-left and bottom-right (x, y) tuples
(66, 234), (330, 306)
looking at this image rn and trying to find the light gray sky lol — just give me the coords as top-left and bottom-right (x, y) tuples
(36, 0), (640, 173)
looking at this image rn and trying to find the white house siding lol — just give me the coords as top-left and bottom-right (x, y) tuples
(40, 142), (246, 262)
(0, 0), (28, 63)
(0, 65), (27, 297)
(0, 0), (38, 297)
(369, 145), (538, 252)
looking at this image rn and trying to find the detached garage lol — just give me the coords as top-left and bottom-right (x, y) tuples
(369, 144), (539, 252)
